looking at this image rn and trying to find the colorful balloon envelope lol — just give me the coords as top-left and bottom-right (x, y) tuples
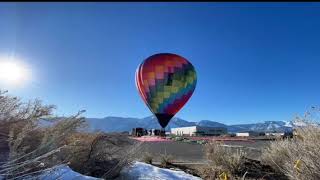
(135, 53), (197, 128)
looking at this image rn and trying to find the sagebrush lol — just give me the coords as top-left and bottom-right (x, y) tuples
(204, 141), (246, 178)
(0, 90), (138, 179)
(262, 106), (320, 180)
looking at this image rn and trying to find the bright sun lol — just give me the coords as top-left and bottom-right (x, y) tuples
(0, 56), (31, 87)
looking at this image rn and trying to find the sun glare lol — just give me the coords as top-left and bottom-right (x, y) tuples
(0, 55), (31, 87)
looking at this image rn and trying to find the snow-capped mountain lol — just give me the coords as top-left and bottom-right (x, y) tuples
(195, 120), (227, 128)
(85, 116), (294, 133)
(284, 119), (319, 128)
(228, 121), (292, 133)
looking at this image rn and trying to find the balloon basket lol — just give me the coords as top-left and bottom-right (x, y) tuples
(160, 128), (166, 138)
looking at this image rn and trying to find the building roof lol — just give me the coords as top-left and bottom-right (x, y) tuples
(171, 126), (227, 130)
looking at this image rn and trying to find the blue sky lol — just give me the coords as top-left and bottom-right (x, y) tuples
(0, 2), (320, 124)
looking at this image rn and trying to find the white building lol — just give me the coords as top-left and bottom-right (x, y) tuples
(171, 126), (227, 136)
(236, 131), (261, 137)
(265, 132), (284, 137)
(236, 132), (250, 137)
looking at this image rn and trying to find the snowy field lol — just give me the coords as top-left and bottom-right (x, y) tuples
(27, 165), (102, 180)
(118, 161), (202, 180)
(17, 161), (201, 180)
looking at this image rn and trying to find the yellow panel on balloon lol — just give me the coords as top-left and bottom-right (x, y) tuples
(151, 103), (158, 110)
(157, 92), (164, 100)
(163, 92), (170, 98)
(164, 86), (171, 92)
(148, 72), (155, 79)
(172, 86), (179, 93)
(155, 66), (164, 73)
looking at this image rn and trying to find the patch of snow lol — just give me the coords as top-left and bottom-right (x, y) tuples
(284, 121), (293, 128)
(284, 120), (320, 128)
(26, 164), (102, 180)
(267, 124), (273, 130)
(274, 124), (280, 128)
(119, 161), (202, 180)
(292, 120), (308, 127)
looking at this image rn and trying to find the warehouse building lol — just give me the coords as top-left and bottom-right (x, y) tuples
(236, 132), (250, 137)
(236, 131), (264, 137)
(171, 126), (227, 136)
(236, 131), (260, 137)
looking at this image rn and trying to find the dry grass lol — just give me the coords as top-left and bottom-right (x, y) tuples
(5, 122), (139, 179)
(261, 107), (320, 180)
(202, 142), (286, 180)
(262, 125), (320, 180)
(142, 152), (153, 164)
(200, 107), (320, 180)
(205, 141), (247, 176)
(160, 153), (174, 168)
(0, 90), (139, 179)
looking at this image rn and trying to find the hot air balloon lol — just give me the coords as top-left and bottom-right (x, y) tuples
(135, 53), (197, 131)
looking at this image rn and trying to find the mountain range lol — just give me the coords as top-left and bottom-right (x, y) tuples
(85, 116), (294, 133)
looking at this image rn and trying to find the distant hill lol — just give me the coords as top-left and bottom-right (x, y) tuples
(85, 116), (293, 133)
(196, 120), (227, 128)
(227, 121), (292, 133)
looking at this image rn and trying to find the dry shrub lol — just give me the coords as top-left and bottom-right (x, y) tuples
(204, 141), (247, 177)
(0, 90), (58, 178)
(201, 142), (281, 180)
(262, 125), (320, 180)
(142, 152), (153, 164)
(197, 165), (238, 180)
(262, 107), (320, 180)
(60, 132), (102, 171)
(2, 110), (86, 179)
(76, 133), (139, 179)
(160, 153), (174, 168)
(0, 90), (139, 179)
(197, 166), (225, 180)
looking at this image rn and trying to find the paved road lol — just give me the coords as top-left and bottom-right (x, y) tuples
(136, 140), (270, 162)
(137, 141), (205, 162)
